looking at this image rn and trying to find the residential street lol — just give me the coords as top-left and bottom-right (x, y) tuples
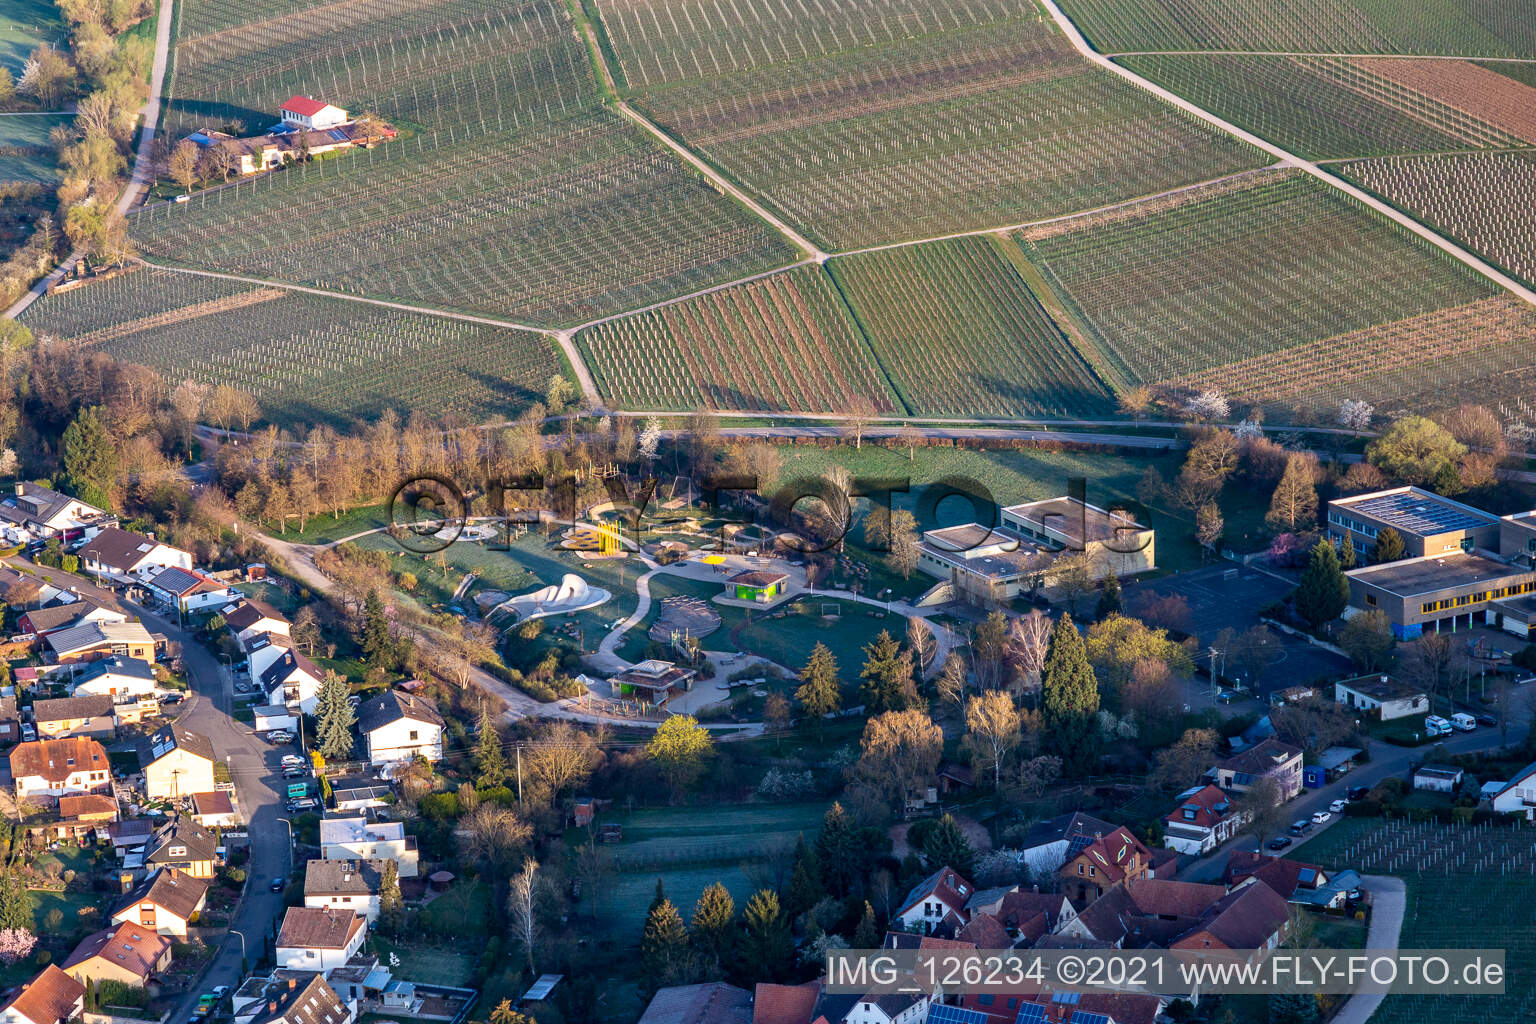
(9, 559), (291, 1017)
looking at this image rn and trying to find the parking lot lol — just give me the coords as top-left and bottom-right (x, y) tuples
(1130, 563), (1353, 697)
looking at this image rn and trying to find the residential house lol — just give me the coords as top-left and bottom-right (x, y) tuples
(224, 600), (290, 649)
(231, 970), (354, 1024)
(141, 814), (217, 879)
(1057, 827), (1155, 903)
(1211, 738), (1304, 800)
(18, 598), (126, 637)
(260, 648), (325, 714)
(753, 981), (822, 1024)
(111, 868), (210, 937)
(186, 120), (390, 176)
(78, 527), (192, 582)
(806, 991), (928, 1024)
(31, 694), (115, 740)
(1000, 993), (1165, 1024)
(1223, 852), (1358, 910)
(108, 818), (153, 856)
(139, 723), (217, 801)
(319, 818), (418, 877)
(986, 891), (1076, 947)
(637, 983), (752, 1024)
(892, 867), (974, 935)
(1413, 764), (1465, 793)
(1491, 760), (1536, 819)
(0, 965), (86, 1024)
(192, 790), (239, 828)
(358, 690), (445, 767)
(52, 794), (118, 836)
(144, 566), (238, 614)
(280, 96), (350, 131)
(1169, 879), (1291, 954)
(276, 907), (367, 974)
(1334, 674), (1429, 721)
(1013, 811), (1117, 876)
(45, 620), (158, 665)
(1163, 784), (1251, 856)
(0, 483), (111, 541)
(61, 921), (171, 988)
(9, 737), (110, 803)
(303, 859), (389, 924)
(69, 655), (158, 701)
(1057, 878), (1227, 946)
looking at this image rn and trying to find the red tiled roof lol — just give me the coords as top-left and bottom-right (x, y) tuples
(281, 96), (330, 117)
(1165, 784), (1236, 828)
(1063, 826), (1151, 884)
(62, 922), (169, 981)
(957, 912), (1012, 950)
(58, 794), (118, 820)
(2, 965), (85, 1024)
(753, 981), (820, 1024)
(8, 737), (109, 783)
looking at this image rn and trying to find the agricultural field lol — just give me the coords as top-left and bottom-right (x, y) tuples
(830, 237), (1114, 418)
(0, 113), (68, 183)
(576, 265), (898, 413)
(0, 0), (61, 74)
(1341, 152), (1536, 287)
(18, 268), (567, 428)
(1058, 0), (1536, 59)
(1165, 296), (1536, 419)
(1299, 819), (1536, 1023)
(1120, 55), (1529, 159)
(1017, 170), (1501, 389)
(600, 0), (1265, 249)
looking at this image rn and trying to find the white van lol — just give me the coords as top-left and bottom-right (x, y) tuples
(1451, 713), (1476, 732)
(1424, 715), (1452, 737)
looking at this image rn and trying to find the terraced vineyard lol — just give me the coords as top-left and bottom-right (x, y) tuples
(1341, 152), (1536, 287)
(1058, 0), (1536, 58)
(1120, 55), (1527, 159)
(19, 269), (564, 427)
(831, 237), (1114, 418)
(1018, 171), (1500, 387)
(576, 265), (897, 413)
(604, 0), (1265, 249)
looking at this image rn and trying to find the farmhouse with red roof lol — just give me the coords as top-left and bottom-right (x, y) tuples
(280, 95), (350, 131)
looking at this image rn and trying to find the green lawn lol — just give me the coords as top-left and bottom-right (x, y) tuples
(596, 801), (828, 933)
(417, 878), (491, 934)
(369, 936), (475, 986)
(0, 0), (61, 74)
(279, 504), (391, 545)
(0, 113), (68, 182)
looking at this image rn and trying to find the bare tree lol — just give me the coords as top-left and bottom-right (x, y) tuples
(1007, 609), (1051, 698)
(507, 859), (541, 972)
(840, 395), (877, 450)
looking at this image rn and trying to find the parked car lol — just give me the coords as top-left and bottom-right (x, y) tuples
(1216, 690), (1235, 704)
(1347, 888), (1363, 902)
(211, 986), (230, 1001)
(282, 767), (307, 780)
(161, 692), (184, 705)
(173, 194), (190, 203)
(281, 754), (305, 768)
(1476, 713), (1499, 727)
(270, 877), (285, 892)
(1267, 836), (1293, 851)
(1287, 819), (1311, 836)
(1329, 799), (1347, 813)
(285, 797), (319, 813)
(266, 730), (294, 743)
(1347, 785), (1371, 801)
(19, 723), (35, 741)
(1311, 810), (1332, 825)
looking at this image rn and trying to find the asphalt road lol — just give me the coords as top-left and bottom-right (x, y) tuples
(1179, 713), (1532, 883)
(11, 559), (292, 1019)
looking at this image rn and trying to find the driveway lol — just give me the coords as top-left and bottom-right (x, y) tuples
(9, 559), (291, 1020)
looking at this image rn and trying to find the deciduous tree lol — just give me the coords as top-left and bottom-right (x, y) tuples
(961, 690), (1020, 789)
(1266, 453), (1319, 531)
(856, 709), (942, 808)
(647, 715), (714, 799)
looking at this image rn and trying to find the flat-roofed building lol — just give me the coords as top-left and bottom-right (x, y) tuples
(1334, 674), (1429, 720)
(916, 524), (1051, 603)
(1344, 550), (1536, 639)
(1001, 497), (1156, 577)
(1499, 510), (1536, 567)
(1327, 486), (1499, 560)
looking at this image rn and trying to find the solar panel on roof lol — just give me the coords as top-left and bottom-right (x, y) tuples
(1014, 1005), (1047, 1024)
(1052, 991), (1081, 1004)
(928, 1005), (991, 1024)
(1071, 1013), (1110, 1024)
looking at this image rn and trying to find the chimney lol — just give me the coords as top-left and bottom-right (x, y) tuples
(268, 1002), (278, 1014)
